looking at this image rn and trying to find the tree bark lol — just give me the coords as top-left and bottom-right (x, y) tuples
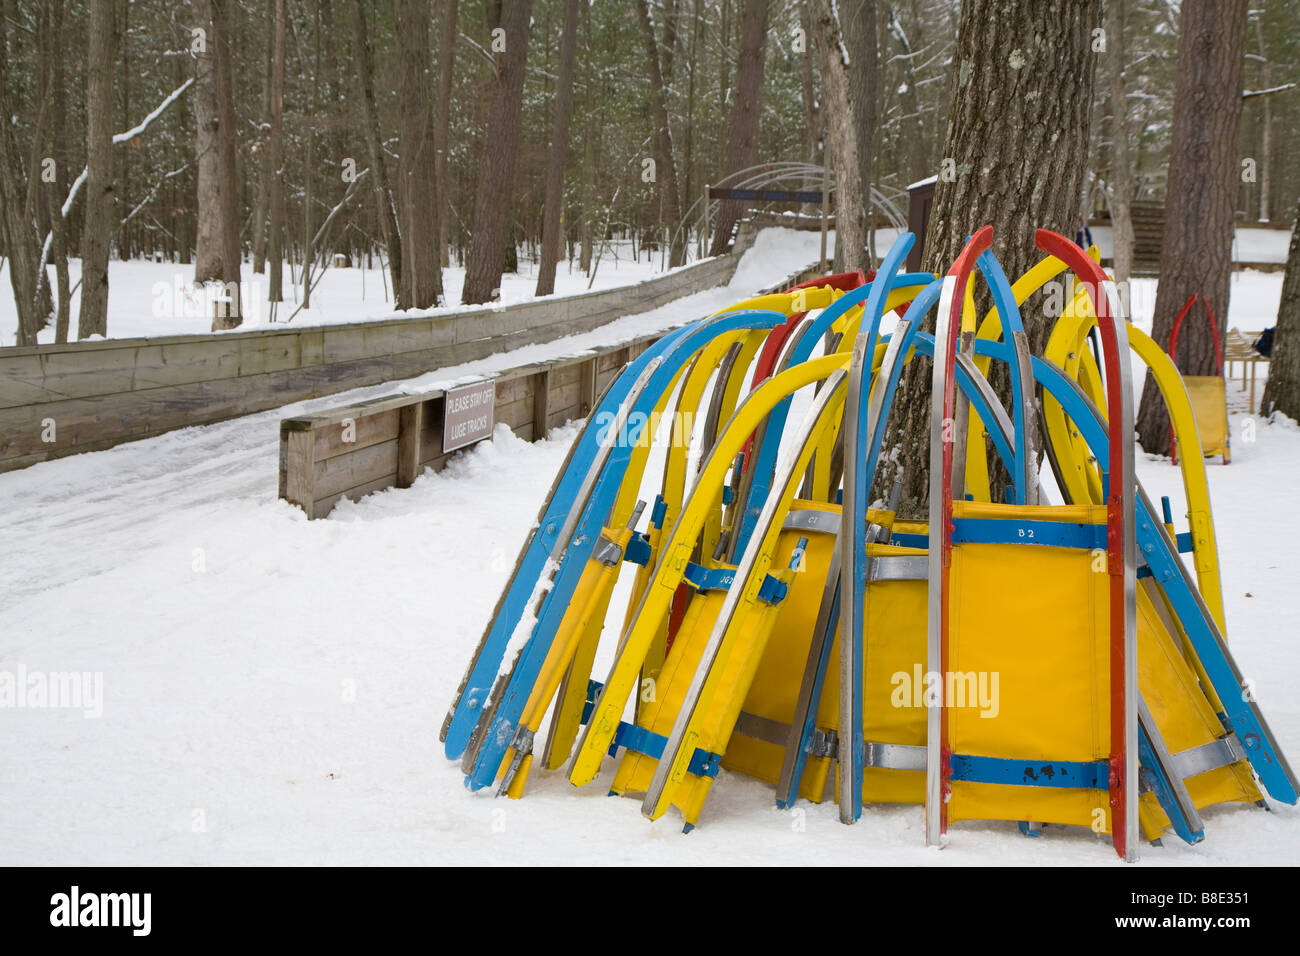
(0, 0), (47, 344)
(885, 3), (928, 187)
(435, 0), (459, 269)
(266, 0), (287, 304)
(1252, 14), (1271, 223)
(396, 0), (444, 309)
(708, 0), (769, 258)
(461, 0), (534, 304)
(877, 0), (1101, 514)
(351, 0), (405, 308)
(194, 0), (241, 329)
(44, 0), (71, 343)
(1135, 0), (1247, 456)
(839, 0), (877, 267)
(1261, 198), (1300, 419)
(535, 0), (581, 296)
(811, 0), (871, 274)
(635, 0), (687, 269)
(1106, 0), (1135, 312)
(798, 0), (822, 212)
(251, 0), (274, 274)
(78, 0), (118, 339)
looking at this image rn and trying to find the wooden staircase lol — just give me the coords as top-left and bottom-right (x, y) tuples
(1130, 200), (1164, 276)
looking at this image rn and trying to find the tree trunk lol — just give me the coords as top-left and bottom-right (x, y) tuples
(193, 0), (220, 283)
(435, 0), (459, 269)
(535, 0), (580, 297)
(877, 0), (1101, 515)
(117, 1), (131, 261)
(839, 0), (877, 268)
(214, 0), (241, 327)
(1107, 0), (1135, 312)
(578, 105), (595, 275)
(798, 0), (821, 211)
(78, 0), (118, 340)
(577, 0), (595, 275)
(635, 0), (687, 269)
(1261, 198), (1300, 418)
(0, 1), (47, 344)
(1252, 15), (1271, 223)
(351, 0), (405, 308)
(396, 0), (444, 309)
(266, 0), (287, 304)
(251, 0), (274, 274)
(885, 3), (928, 186)
(1136, 0), (1247, 456)
(302, 0), (325, 311)
(461, 0), (534, 304)
(708, 0), (769, 257)
(45, 0), (71, 343)
(24, 2), (54, 300)
(811, 0), (870, 274)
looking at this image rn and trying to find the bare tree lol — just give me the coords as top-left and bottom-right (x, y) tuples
(435, 0), (460, 269)
(396, 0), (444, 309)
(1106, 0), (1135, 309)
(194, 0), (242, 329)
(1136, 0), (1247, 456)
(709, 0), (769, 258)
(79, 0), (119, 339)
(351, 0), (405, 307)
(0, 0), (48, 344)
(251, 0), (275, 274)
(635, 0), (687, 269)
(811, 0), (871, 273)
(535, 0), (581, 297)
(265, 0), (287, 304)
(798, 1), (822, 195)
(462, 0), (534, 305)
(43, 0), (72, 343)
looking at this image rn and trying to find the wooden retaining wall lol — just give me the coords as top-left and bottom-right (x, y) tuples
(0, 229), (754, 474)
(279, 258), (826, 518)
(279, 337), (656, 518)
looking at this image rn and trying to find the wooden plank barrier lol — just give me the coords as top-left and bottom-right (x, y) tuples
(278, 257), (828, 518)
(279, 336), (655, 518)
(0, 227), (758, 474)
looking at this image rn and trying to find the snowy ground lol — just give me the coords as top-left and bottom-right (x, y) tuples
(1, 233), (1295, 866)
(0, 240), (707, 346)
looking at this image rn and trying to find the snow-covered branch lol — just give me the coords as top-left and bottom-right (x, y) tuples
(34, 78), (195, 303)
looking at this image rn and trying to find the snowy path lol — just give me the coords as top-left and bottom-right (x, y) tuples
(1, 240), (1297, 865)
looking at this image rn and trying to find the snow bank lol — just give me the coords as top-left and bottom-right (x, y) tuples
(0, 227), (1294, 865)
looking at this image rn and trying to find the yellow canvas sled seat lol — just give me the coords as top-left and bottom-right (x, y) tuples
(724, 511), (931, 807)
(1183, 376), (1230, 462)
(720, 501), (842, 802)
(940, 500), (1259, 840)
(1168, 294), (1230, 465)
(943, 501), (1115, 833)
(611, 502), (836, 826)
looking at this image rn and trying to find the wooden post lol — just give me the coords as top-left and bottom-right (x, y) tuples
(532, 368), (552, 441)
(282, 425), (318, 518)
(397, 400), (425, 488)
(578, 356), (598, 418)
